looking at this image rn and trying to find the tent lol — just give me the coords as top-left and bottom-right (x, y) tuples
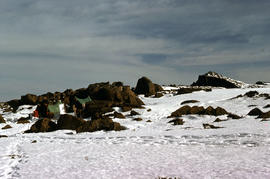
(48, 102), (62, 115)
(75, 96), (92, 105)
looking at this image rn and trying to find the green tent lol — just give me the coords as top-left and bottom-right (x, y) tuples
(48, 102), (61, 115)
(75, 96), (92, 105)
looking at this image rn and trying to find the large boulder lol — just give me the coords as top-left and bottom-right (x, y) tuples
(192, 71), (245, 88)
(25, 118), (58, 133)
(6, 99), (21, 112)
(135, 77), (162, 96)
(57, 114), (86, 130)
(76, 117), (126, 133)
(21, 94), (38, 105)
(0, 115), (5, 123)
(248, 108), (263, 116)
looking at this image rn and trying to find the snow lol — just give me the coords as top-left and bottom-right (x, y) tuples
(1, 87), (270, 178)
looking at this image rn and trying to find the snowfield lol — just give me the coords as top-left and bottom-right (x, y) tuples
(1, 86), (270, 179)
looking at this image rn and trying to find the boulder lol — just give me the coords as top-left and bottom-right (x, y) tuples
(133, 118), (143, 121)
(181, 100), (199, 105)
(130, 110), (140, 116)
(2, 125), (12, 130)
(227, 113), (241, 119)
(17, 117), (30, 124)
(21, 94), (38, 105)
(248, 108), (263, 116)
(190, 106), (205, 114)
(25, 118), (58, 133)
(113, 112), (125, 119)
(168, 118), (184, 125)
(244, 91), (259, 98)
(177, 87), (210, 95)
(263, 104), (270, 109)
(57, 114), (86, 130)
(169, 105), (192, 117)
(134, 77), (156, 96)
(76, 117), (126, 133)
(215, 107), (228, 116)
(192, 71), (244, 88)
(203, 123), (223, 129)
(154, 92), (164, 98)
(0, 115), (6, 123)
(6, 99), (21, 112)
(122, 106), (132, 112)
(0, 135), (8, 138)
(258, 111), (270, 119)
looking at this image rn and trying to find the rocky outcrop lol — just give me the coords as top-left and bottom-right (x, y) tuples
(76, 117), (126, 133)
(25, 118), (58, 133)
(192, 71), (245, 88)
(0, 115), (5, 123)
(134, 77), (162, 96)
(57, 114), (86, 130)
(169, 105), (229, 117)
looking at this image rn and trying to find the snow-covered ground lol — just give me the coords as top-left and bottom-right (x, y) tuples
(1, 87), (270, 179)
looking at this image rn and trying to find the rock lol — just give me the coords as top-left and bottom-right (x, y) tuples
(114, 112), (125, 119)
(263, 104), (270, 109)
(0, 135), (8, 138)
(25, 118), (58, 133)
(133, 118), (143, 121)
(146, 120), (152, 122)
(112, 81), (123, 87)
(122, 106), (132, 112)
(169, 105), (229, 117)
(177, 87), (210, 95)
(244, 91), (259, 97)
(169, 105), (192, 117)
(227, 113), (241, 119)
(192, 71), (245, 88)
(2, 125), (12, 129)
(154, 84), (163, 93)
(32, 140), (37, 143)
(17, 117), (30, 124)
(21, 94), (38, 105)
(248, 108), (263, 116)
(57, 114), (86, 130)
(203, 123), (223, 129)
(213, 118), (226, 122)
(76, 117), (126, 133)
(130, 110), (140, 116)
(154, 92), (164, 98)
(181, 100), (199, 105)
(168, 118), (184, 125)
(147, 109), (151, 112)
(256, 81), (266, 85)
(0, 115), (6, 123)
(248, 105), (257, 107)
(134, 77), (156, 96)
(258, 111), (270, 119)
(215, 107), (228, 116)
(6, 99), (21, 112)
(83, 101), (113, 118)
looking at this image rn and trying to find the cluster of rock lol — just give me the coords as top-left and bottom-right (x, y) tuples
(25, 114), (126, 133)
(168, 105), (240, 119)
(192, 71), (246, 88)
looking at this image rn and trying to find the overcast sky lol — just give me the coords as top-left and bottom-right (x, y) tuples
(1, 0), (270, 101)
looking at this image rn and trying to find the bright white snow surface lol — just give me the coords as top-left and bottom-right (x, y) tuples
(1, 87), (270, 179)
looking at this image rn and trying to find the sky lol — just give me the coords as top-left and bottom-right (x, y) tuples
(0, 0), (270, 101)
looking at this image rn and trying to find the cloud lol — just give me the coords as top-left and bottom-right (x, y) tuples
(0, 0), (270, 100)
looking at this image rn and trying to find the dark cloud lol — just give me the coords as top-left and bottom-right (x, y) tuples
(0, 0), (270, 100)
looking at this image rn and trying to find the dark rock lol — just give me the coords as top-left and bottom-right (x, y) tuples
(154, 84), (163, 92)
(130, 110), (140, 116)
(215, 107), (229, 116)
(248, 105), (257, 107)
(0, 115), (5, 123)
(133, 118), (143, 121)
(261, 119), (270, 122)
(256, 81), (266, 85)
(2, 125), (12, 129)
(122, 106), (132, 112)
(76, 117), (126, 133)
(32, 140), (37, 143)
(17, 117), (30, 124)
(192, 71), (243, 88)
(177, 88), (208, 95)
(6, 99), (21, 112)
(154, 92), (164, 98)
(25, 118), (58, 133)
(134, 77), (156, 96)
(114, 112), (125, 119)
(204, 106), (216, 115)
(83, 101), (113, 118)
(147, 109), (152, 112)
(213, 118), (226, 122)
(181, 100), (199, 105)
(57, 114), (86, 130)
(258, 111), (270, 119)
(203, 123), (223, 129)
(248, 108), (263, 116)
(263, 104), (270, 109)
(146, 120), (152, 122)
(227, 113), (241, 119)
(244, 91), (259, 97)
(190, 106), (205, 114)
(169, 105), (192, 117)
(112, 81), (123, 87)
(0, 135), (8, 138)
(168, 118), (184, 125)
(21, 94), (38, 105)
